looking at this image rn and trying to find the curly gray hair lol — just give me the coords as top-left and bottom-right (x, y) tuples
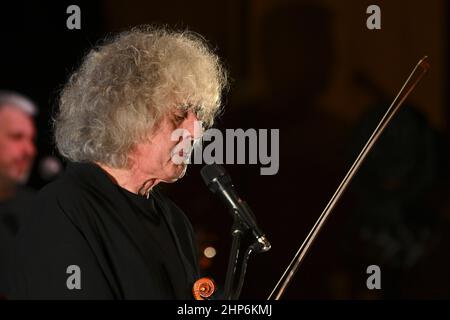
(55, 26), (228, 168)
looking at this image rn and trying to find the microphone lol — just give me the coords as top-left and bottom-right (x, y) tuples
(200, 164), (271, 252)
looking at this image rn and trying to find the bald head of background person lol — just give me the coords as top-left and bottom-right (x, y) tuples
(0, 92), (37, 201)
(0, 92), (37, 251)
(0, 91), (37, 297)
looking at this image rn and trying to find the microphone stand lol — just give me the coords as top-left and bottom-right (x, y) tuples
(200, 163), (271, 300)
(223, 210), (268, 300)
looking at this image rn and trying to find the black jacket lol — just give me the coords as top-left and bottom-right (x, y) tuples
(0, 187), (34, 297)
(6, 162), (200, 299)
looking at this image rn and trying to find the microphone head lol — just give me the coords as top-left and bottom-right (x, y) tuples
(200, 164), (232, 192)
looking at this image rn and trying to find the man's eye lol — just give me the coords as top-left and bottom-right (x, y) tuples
(174, 111), (188, 122)
(8, 133), (24, 140)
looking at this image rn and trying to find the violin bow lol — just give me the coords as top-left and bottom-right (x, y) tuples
(268, 56), (430, 300)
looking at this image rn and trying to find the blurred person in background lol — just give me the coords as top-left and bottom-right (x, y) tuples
(0, 91), (37, 297)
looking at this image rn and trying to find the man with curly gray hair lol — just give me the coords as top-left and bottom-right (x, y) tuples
(7, 26), (227, 299)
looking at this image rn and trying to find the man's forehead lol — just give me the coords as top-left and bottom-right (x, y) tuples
(0, 105), (35, 131)
(0, 104), (33, 117)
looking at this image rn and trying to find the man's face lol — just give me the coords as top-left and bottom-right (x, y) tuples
(131, 109), (203, 183)
(0, 106), (37, 185)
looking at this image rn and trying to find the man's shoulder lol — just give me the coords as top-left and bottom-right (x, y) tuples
(31, 170), (104, 220)
(18, 174), (94, 243)
(35, 171), (85, 202)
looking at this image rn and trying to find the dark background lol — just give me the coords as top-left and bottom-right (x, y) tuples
(1, 0), (449, 299)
